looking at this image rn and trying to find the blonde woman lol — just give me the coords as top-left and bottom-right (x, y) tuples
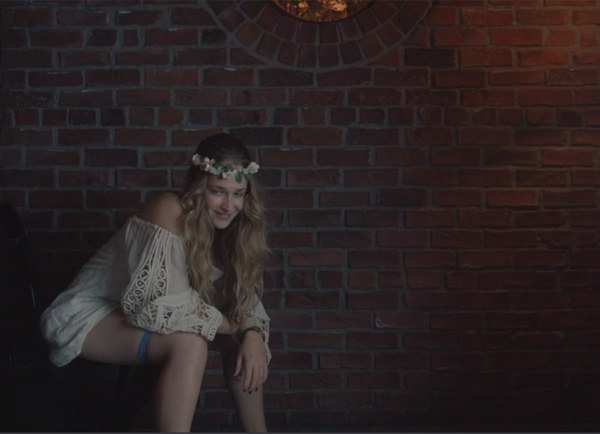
(40, 133), (271, 432)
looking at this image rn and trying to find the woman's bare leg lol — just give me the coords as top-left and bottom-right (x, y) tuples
(221, 339), (267, 432)
(81, 309), (208, 432)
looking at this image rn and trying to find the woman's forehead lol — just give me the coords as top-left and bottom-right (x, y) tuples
(206, 174), (248, 190)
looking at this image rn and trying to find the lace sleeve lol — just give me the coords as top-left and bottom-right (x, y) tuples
(240, 293), (271, 363)
(120, 218), (223, 341)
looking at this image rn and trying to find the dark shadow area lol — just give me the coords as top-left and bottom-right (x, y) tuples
(0, 201), (158, 431)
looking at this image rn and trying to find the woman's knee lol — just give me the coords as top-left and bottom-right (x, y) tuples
(151, 332), (208, 366)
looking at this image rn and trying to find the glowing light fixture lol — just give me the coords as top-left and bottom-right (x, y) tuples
(273, 0), (373, 23)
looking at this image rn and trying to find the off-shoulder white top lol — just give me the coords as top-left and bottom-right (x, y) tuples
(40, 215), (270, 367)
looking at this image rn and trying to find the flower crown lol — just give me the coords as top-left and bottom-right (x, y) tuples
(192, 154), (259, 182)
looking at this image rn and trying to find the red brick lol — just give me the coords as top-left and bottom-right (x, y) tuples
(459, 127), (512, 145)
(491, 28), (543, 45)
(489, 70), (544, 85)
(431, 312), (484, 330)
(543, 149), (594, 166)
(58, 129), (110, 146)
(406, 210), (456, 228)
(460, 48), (512, 66)
(459, 169), (512, 187)
(158, 108), (184, 126)
(347, 290), (399, 309)
(87, 190), (141, 209)
(145, 28), (198, 46)
(30, 190), (83, 208)
(346, 169), (398, 186)
(434, 70), (485, 87)
(514, 211), (566, 227)
(59, 170), (110, 187)
(516, 169), (568, 186)
(319, 191), (370, 207)
(289, 333), (343, 349)
(403, 332), (455, 350)
(405, 49), (457, 67)
(289, 250), (345, 267)
(432, 230), (483, 248)
(377, 230), (428, 248)
(485, 230), (537, 247)
(87, 69), (140, 86)
(115, 129), (166, 146)
(572, 129), (600, 146)
(5, 8), (54, 26)
(30, 29), (84, 47)
(521, 89), (573, 106)
(463, 8), (514, 25)
(376, 311), (428, 328)
(543, 189), (597, 207)
(348, 210), (400, 227)
(433, 189), (482, 207)
(287, 169), (339, 187)
(57, 9), (109, 25)
(58, 211), (110, 228)
(434, 28), (488, 46)
(546, 29), (576, 47)
(459, 250), (512, 268)
(117, 50), (170, 65)
(289, 127), (343, 146)
(286, 291), (341, 309)
(406, 127), (454, 145)
(432, 148), (481, 166)
(513, 250), (568, 267)
(348, 332), (398, 349)
(318, 148), (371, 166)
(348, 250), (401, 268)
(29, 71), (83, 87)
(116, 169), (167, 187)
(4, 49), (53, 68)
(288, 210), (341, 227)
(146, 69), (198, 86)
(405, 168), (456, 186)
(316, 312), (371, 328)
(487, 189), (539, 207)
(406, 89), (458, 106)
(518, 8), (569, 24)
(573, 9), (600, 24)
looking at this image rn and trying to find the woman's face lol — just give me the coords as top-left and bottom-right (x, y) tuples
(204, 166), (248, 229)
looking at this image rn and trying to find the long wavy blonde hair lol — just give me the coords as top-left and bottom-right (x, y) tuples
(179, 133), (269, 331)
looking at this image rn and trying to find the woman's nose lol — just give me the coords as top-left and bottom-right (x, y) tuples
(221, 195), (232, 210)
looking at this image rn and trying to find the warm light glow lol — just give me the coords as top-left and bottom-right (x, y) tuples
(273, 0), (373, 22)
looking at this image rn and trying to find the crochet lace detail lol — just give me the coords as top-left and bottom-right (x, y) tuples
(121, 223), (220, 339)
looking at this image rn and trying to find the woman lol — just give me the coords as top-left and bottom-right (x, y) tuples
(40, 133), (271, 432)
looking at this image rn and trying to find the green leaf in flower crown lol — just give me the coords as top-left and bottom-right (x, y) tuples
(236, 172), (243, 182)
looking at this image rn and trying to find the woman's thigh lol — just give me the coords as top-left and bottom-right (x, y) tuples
(81, 308), (145, 365)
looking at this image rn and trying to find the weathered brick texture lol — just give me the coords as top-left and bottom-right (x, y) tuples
(2, 0), (600, 430)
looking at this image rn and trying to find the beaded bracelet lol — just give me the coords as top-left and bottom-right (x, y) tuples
(239, 326), (265, 342)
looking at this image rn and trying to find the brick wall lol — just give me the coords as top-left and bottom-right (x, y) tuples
(2, 0), (600, 430)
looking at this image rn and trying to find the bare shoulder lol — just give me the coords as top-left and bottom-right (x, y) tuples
(136, 192), (184, 235)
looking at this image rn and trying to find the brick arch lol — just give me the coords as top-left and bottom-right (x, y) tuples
(207, 0), (434, 70)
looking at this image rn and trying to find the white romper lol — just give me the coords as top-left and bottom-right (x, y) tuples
(40, 215), (270, 367)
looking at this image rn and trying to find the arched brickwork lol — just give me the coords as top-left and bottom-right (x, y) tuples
(207, 0), (434, 70)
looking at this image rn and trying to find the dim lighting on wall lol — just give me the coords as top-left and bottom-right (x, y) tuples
(273, 0), (373, 22)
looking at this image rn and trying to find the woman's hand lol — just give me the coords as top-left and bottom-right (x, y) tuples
(234, 330), (268, 394)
